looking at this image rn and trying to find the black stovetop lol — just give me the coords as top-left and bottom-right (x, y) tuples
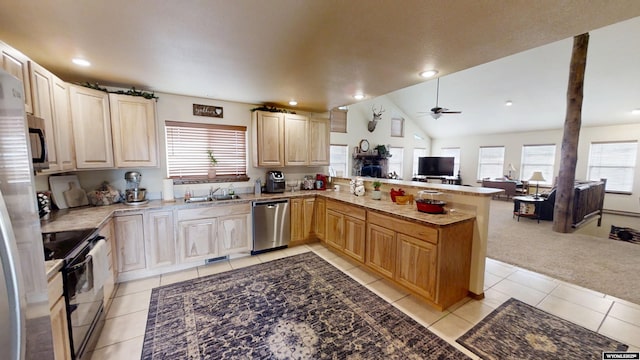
(42, 228), (98, 261)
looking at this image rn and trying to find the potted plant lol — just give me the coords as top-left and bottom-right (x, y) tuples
(372, 180), (382, 200)
(207, 150), (218, 178)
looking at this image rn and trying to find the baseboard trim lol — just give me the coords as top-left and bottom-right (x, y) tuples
(468, 291), (485, 300)
(604, 209), (640, 217)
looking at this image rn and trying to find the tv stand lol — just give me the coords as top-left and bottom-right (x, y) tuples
(413, 175), (461, 185)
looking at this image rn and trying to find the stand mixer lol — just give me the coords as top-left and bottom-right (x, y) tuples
(124, 171), (147, 205)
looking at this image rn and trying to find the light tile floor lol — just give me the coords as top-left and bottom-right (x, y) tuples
(89, 243), (640, 359)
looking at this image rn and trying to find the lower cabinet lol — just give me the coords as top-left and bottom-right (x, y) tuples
(314, 197), (326, 240)
(145, 210), (176, 268)
(114, 214), (146, 273)
(99, 218), (116, 308)
(325, 199), (366, 262)
(290, 196), (317, 246)
(177, 203), (251, 263)
(48, 272), (71, 360)
(365, 211), (473, 310)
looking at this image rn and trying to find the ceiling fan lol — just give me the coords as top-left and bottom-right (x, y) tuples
(420, 78), (462, 119)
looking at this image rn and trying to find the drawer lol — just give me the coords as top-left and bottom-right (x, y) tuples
(368, 211), (438, 244)
(47, 271), (63, 308)
(326, 199), (366, 220)
(178, 202), (250, 221)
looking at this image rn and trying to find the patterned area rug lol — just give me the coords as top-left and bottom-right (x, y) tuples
(457, 298), (628, 360)
(141, 252), (467, 359)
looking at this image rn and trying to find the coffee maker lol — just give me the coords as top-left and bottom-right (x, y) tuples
(124, 171), (147, 205)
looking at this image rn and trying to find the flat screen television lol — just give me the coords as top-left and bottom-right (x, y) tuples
(418, 157), (455, 176)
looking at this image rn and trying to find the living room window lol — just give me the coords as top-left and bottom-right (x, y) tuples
(441, 147), (461, 175)
(388, 147), (404, 178)
(520, 144), (556, 185)
(477, 146), (505, 180)
(587, 141), (637, 193)
(165, 121), (248, 182)
(330, 144), (349, 177)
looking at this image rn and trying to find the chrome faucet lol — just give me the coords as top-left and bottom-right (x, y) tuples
(209, 187), (220, 199)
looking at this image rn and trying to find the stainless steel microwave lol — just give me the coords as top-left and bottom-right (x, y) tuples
(27, 114), (49, 171)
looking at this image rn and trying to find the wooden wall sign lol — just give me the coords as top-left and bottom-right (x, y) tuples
(193, 104), (223, 118)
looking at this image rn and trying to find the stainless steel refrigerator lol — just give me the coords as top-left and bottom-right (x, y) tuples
(0, 68), (53, 359)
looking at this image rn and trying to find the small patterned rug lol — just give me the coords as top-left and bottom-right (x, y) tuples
(456, 298), (628, 360)
(141, 252), (467, 359)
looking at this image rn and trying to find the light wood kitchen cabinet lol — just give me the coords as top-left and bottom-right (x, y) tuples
(51, 75), (76, 171)
(178, 218), (217, 263)
(308, 118), (330, 165)
(252, 111), (330, 167)
(0, 42), (33, 113)
(114, 214), (146, 273)
(366, 223), (396, 278)
(218, 213), (251, 255)
(314, 197), (326, 240)
(109, 93), (158, 167)
(69, 85), (114, 169)
(396, 233), (437, 300)
(253, 111), (284, 167)
(29, 61), (60, 172)
(365, 210), (473, 310)
(290, 197), (317, 246)
(48, 272), (71, 360)
(145, 210), (176, 268)
(324, 199), (366, 262)
(284, 113), (309, 166)
(99, 218), (116, 308)
(177, 203), (251, 263)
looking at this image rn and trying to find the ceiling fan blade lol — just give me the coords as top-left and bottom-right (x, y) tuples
(441, 110), (462, 114)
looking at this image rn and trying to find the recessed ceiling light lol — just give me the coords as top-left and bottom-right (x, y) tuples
(289, 100), (298, 106)
(337, 106), (348, 110)
(72, 58), (91, 67)
(632, 109), (640, 115)
(505, 100), (513, 106)
(353, 93), (365, 100)
(419, 70), (438, 78)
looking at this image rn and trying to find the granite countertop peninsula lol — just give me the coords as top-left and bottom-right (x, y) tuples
(41, 185), (477, 233)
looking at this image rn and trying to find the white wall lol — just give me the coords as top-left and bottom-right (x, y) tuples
(332, 95), (432, 180)
(432, 123), (640, 213)
(37, 92), (327, 199)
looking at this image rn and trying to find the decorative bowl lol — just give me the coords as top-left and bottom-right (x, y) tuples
(395, 195), (412, 205)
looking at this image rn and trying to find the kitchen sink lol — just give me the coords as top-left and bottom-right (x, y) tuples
(212, 194), (241, 201)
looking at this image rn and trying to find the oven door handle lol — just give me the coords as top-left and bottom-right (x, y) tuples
(69, 254), (92, 272)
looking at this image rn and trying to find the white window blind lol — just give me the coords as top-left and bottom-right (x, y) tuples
(441, 147), (461, 175)
(477, 146), (505, 180)
(165, 121), (247, 179)
(520, 144), (556, 185)
(412, 148), (428, 176)
(330, 144), (349, 177)
(588, 141), (637, 192)
(388, 147), (404, 178)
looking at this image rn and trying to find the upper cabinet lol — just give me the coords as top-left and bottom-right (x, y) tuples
(29, 61), (59, 172)
(29, 62), (76, 173)
(309, 117), (330, 166)
(109, 94), (158, 167)
(252, 111), (330, 167)
(69, 85), (114, 169)
(0, 42), (33, 113)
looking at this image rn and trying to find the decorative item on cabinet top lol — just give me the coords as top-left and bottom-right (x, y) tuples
(80, 82), (158, 99)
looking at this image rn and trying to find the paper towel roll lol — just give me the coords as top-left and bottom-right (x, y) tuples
(162, 179), (175, 201)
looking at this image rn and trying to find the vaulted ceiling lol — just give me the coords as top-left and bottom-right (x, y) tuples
(1, 1), (639, 138)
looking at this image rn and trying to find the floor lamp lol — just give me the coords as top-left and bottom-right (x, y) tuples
(529, 171), (546, 199)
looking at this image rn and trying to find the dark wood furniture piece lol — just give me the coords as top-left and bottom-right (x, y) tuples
(536, 179), (607, 227)
(513, 196), (545, 223)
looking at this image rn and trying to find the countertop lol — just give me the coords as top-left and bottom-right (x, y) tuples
(45, 259), (64, 280)
(40, 187), (476, 233)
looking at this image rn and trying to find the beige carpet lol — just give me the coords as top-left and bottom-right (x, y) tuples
(487, 199), (640, 305)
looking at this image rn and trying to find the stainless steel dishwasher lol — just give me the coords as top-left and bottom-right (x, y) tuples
(251, 199), (290, 254)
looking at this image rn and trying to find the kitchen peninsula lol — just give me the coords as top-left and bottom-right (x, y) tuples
(41, 179), (500, 310)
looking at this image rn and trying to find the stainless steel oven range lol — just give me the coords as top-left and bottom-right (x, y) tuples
(42, 228), (105, 360)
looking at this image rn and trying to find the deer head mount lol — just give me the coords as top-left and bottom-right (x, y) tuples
(368, 105), (385, 132)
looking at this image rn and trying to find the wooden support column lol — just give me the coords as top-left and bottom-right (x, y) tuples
(553, 33), (589, 233)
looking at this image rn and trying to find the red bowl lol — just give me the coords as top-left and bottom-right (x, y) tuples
(416, 199), (446, 214)
(390, 188), (405, 202)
